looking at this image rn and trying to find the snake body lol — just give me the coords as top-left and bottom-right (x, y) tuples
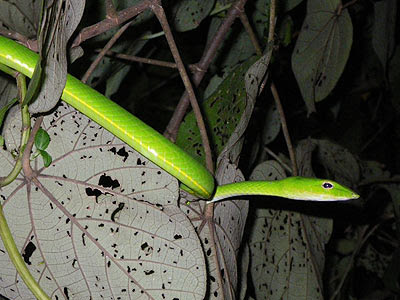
(0, 36), (359, 202)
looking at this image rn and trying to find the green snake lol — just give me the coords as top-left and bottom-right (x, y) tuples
(0, 36), (359, 202)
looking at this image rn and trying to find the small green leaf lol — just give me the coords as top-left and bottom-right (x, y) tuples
(0, 136), (4, 147)
(35, 128), (50, 151)
(0, 97), (17, 128)
(39, 150), (52, 167)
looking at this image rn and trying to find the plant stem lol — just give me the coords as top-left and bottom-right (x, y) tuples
(0, 74), (31, 188)
(0, 73), (50, 299)
(0, 205), (51, 300)
(0, 63), (19, 77)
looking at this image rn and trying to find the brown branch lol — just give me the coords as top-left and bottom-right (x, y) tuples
(270, 82), (298, 176)
(150, 0), (214, 173)
(164, 0), (250, 141)
(238, 8), (262, 56)
(268, 0), (276, 44)
(0, 28), (29, 44)
(105, 0), (118, 19)
(267, 0), (298, 175)
(257, 0), (276, 96)
(22, 117), (44, 180)
(97, 50), (203, 72)
(81, 20), (133, 84)
(72, 1), (150, 47)
(97, 50), (167, 69)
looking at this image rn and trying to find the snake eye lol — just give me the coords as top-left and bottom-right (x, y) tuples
(322, 182), (333, 189)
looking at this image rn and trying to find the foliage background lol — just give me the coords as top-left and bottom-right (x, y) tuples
(0, 0), (398, 299)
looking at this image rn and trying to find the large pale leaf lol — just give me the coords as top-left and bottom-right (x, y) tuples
(248, 160), (328, 300)
(237, 243), (249, 300)
(292, 0), (353, 114)
(0, 104), (206, 299)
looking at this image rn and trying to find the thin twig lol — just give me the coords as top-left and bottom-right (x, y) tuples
(267, 0), (298, 175)
(263, 147), (293, 174)
(81, 20), (133, 84)
(97, 49), (200, 73)
(97, 50), (194, 71)
(268, 0), (276, 44)
(238, 9), (262, 56)
(270, 82), (298, 176)
(0, 28), (29, 44)
(105, 0), (118, 19)
(150, 0), (214, 173)
(100, 50), (177, 68)
(0, 75), (31, 187)
(72, 1), (150, 47)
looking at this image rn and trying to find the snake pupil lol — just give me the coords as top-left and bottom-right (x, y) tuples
(322, 182), (333, 189)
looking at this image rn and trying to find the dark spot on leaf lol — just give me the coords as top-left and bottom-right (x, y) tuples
(85, 187), (102, 202)
(109, 147), (117, 154)
(63, 287), (69, 299)
(22, 242), (36, 265)
(174, 234), (182, 240)
(117, 147), (129, 162)
(144, 270), (154, 275)
(99, 174), (120, 189)
(111, 202), (125, 222)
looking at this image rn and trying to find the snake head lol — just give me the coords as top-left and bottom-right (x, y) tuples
(282, 177), (360, 201)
